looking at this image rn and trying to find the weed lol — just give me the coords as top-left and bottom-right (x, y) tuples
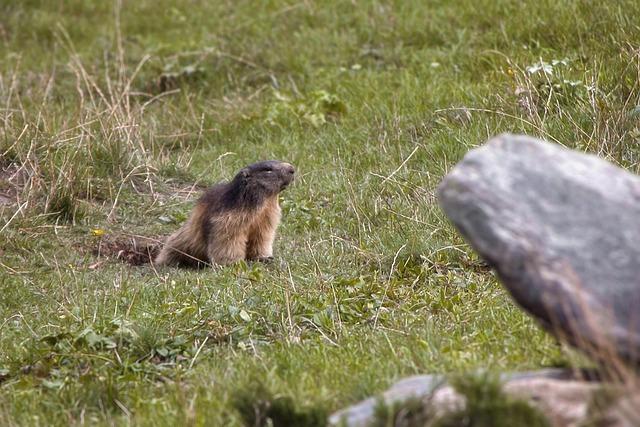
(432, 375), (551, 427)
(232, 381), (327, 427)
(372, 396), (432, 427)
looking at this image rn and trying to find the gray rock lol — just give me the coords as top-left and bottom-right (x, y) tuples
(437, 134), (640, 364)
(328, 373), (448, 427)
(328, 369), (608, 427)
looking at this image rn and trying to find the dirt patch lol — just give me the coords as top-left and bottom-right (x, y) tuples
(93, 235), (161, 266)
(0, 162), (29, 205)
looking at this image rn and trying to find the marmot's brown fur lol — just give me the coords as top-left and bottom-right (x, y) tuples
(155, 160), (295, 267)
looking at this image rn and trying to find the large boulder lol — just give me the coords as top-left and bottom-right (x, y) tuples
(437, 134), (640, 364)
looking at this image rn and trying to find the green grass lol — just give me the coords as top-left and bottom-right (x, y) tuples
(1, 0), (639, 425)
(432, 374), (551, 427)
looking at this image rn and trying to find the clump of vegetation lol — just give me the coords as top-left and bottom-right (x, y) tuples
(433, 375), (550, 427)
(232, 382), (327, 427)
(372, 396), (433, 427)
(371, 375), (550, 427)
(265, 89), (347, 127)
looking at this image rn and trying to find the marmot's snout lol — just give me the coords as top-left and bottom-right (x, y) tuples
(279, 162), (295, 189)
(240, 160), (295, 195)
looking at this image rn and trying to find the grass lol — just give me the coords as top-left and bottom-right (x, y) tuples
(431, 375), (551, 427)
(1, 0), (639, 425)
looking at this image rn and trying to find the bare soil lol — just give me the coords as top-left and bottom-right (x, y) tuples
(0, 162), (28, 205)
(93, 235), (161, 266)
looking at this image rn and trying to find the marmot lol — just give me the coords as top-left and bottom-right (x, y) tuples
(155, 160), (295, 267)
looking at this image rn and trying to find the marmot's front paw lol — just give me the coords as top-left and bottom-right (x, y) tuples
(256, 256), (274, 263)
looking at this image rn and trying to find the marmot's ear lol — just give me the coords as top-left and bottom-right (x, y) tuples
(240, 169), (250, 178)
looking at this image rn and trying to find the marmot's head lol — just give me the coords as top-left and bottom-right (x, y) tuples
(236, 160), (295, 197)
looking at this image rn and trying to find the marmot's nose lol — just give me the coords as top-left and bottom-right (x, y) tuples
(282, 163), (295, 175)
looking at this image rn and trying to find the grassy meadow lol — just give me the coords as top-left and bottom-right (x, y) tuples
(1, 0), (639, 425)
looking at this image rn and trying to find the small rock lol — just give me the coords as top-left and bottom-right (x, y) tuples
(437, 134), (640, 365)
(328, 373), (448, 427)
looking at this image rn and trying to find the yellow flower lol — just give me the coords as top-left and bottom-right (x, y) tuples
(91, 228), (106, 237)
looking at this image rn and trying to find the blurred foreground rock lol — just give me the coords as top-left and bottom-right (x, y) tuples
(437, 133), (640, 365)
(328, 370), (630, 427)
